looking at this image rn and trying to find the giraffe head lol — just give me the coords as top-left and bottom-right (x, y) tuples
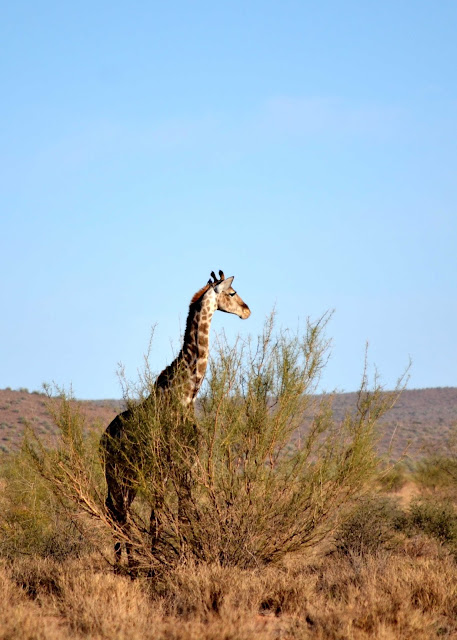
(209, 270), (251, 319)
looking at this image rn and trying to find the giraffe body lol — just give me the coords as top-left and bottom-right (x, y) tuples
(100, 271), (250, 568)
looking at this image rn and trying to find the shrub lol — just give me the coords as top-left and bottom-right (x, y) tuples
(0, 450), (89, 560)
(377, 462), (408, 493)
(413, 424), (457, 498)
(408, 498), (457, 546)
(334, 495), (405, 556)
(22, 313), (404, 573)
(414, 455), (457, 496)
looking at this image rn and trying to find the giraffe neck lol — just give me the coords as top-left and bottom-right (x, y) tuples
(156, 291), (216, 404)
(183, 293), (215, 394)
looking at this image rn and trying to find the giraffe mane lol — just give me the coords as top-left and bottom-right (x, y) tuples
(190, 284), (211, 304)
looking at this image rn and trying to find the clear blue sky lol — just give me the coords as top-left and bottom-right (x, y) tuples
(1, 1), (456, 398)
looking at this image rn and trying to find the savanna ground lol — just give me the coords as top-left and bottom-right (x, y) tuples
(3, 473), (457, 640)
(1, 318), (457, 639)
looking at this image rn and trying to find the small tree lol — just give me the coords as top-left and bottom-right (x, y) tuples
(23, 312), (404, 573)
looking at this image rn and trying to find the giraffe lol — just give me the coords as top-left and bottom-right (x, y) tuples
(100, 270), (250, 568)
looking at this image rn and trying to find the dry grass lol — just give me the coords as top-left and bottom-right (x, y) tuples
(1, 535), (457, 639)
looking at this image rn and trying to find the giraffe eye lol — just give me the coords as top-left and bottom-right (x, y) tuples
(229, 291), (236, 297)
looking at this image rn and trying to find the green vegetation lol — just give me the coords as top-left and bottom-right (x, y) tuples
(334, 494), (405, 556)
(0, 447), (88, 560)
(408, 498), (457, 547)
(6, 313), (404, 574)
(377, 461), (409, 493)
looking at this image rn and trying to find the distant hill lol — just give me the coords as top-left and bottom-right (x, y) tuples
(0, 388), (121, 454)
(0, 387), (456, 459)
(312, 387), (457, 459)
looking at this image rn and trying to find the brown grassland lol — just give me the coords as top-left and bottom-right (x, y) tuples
(1, 319), (457, 639)
(2, 483), (457, 640)
(2, 531), (457, 640)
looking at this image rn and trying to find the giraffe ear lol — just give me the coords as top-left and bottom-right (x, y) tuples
(214, 276), (234, 293)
